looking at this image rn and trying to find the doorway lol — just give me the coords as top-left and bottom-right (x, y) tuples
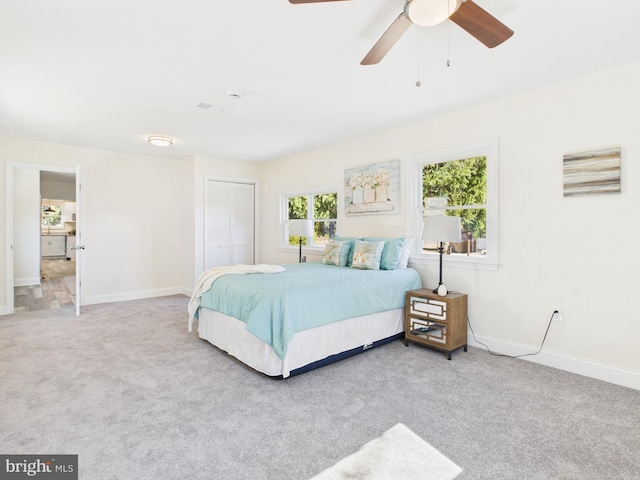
(7, 165), (81, 315)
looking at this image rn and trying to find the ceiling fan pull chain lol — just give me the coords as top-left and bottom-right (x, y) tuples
(416, 29), (422, 87)
(447, 1), (452, 67)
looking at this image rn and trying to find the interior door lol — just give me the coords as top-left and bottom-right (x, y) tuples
(74, 164), (83, 316)
(5, 164), (79, 315)
(205, 179), (255, 269)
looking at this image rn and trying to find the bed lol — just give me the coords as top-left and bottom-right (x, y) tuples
(188, 237), (421, 377)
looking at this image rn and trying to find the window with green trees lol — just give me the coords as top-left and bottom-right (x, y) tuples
(286, 190), (338, 247)
(41, 201), (63, 229)
(423, 156), (486, 256)
(411, 139), (499, 266)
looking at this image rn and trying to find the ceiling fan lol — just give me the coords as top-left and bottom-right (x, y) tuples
(289, 0), (514, 65)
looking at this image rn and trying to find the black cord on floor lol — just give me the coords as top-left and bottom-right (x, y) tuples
(467, 310), (556, 358)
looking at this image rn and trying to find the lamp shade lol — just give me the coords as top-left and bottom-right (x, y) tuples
(405, 0), (462, 27)
(422, 215), (462, 243)
(289, 219), (313, 238)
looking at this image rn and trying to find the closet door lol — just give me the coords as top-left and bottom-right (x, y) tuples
(205, 180), (255, 269)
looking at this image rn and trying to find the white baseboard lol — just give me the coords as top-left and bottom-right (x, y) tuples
(84, 287), (188, 306)
(1, 287), (192, 316)
(14, 277), (41, 287)
(468, 332), (640, 391)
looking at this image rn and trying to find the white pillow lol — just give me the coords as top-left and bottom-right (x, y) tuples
(397, 237), (414, 269)
(351, 240), (385, 270)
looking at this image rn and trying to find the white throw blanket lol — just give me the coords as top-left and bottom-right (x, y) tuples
(187, 264), (285, 332)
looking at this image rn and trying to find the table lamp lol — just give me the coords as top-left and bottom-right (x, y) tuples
(289, 219), (313, 263)
(422, 215), (461, 296)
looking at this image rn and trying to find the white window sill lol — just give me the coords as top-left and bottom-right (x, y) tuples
(408, 254), (500, 271)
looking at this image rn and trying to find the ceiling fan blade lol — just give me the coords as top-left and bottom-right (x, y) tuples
(361, 13), (413, 65)
(449, 0), (513, 48)
(289, 0), (350, 4)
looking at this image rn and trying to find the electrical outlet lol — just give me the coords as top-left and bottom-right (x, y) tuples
(553, 308), (563, 322)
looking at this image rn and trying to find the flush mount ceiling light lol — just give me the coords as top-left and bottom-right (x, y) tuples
(147, 136), (173, 147)
(405, 0), (462, 27)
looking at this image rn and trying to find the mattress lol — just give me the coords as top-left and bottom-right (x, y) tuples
(195, 262), (422, 359)
(197, 307), (404, 378)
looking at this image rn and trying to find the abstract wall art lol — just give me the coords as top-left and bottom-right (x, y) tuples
(563, 147), (621, 197)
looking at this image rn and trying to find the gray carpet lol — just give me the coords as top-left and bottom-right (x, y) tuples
(1, 295), (639, 480)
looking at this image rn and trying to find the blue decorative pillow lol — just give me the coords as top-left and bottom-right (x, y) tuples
(331, 235), (362, 266)
(322, 239), (350, 267)
(363, 237), (405, 270)
(351, 240), (385, 270)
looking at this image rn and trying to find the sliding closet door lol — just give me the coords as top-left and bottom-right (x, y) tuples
(205, 179), (255, 269)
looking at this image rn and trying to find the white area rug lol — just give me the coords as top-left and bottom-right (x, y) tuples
(310, 423), (462, 480)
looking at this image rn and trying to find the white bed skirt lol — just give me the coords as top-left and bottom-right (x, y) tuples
(197, 307), (404, 378)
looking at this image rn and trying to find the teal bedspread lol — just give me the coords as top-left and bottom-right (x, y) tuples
(198, 262), (422, 360)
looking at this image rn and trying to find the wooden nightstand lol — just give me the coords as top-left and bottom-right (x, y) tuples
(404, 289), (468, 360)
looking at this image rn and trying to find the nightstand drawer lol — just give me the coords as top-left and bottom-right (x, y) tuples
(407, 295), (448, 324)
(406, 317), (447, 345)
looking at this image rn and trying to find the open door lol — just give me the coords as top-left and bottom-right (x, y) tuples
(74, 165), (84, 316)
(5, 164), (78, 316)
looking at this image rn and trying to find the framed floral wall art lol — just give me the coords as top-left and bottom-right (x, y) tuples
(344, 159), (400, 216)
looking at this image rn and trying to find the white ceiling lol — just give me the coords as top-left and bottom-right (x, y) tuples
(1, 0), (640, 163)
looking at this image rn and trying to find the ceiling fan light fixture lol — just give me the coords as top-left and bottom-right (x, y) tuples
(405, 0), (462, 27)
(147, 135), (173, 147)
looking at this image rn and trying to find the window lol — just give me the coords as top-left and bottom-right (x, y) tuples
(41, 200), (63, 229)
(410, 139), (499, 268)
(283, 188), (338, 247)
(423, 156), (486, 255)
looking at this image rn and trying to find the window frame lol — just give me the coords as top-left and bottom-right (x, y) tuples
(41, 199), (65, 230)
(280, 184), (339, 252)
(408, 139), (500, 270)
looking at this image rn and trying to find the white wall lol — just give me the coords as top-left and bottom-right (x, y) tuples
(81, 150), (185, 305)
(259, 61), (640, 389)
(1, 138), (187, 308)
(13, 167), (41, 286)
(41, 180), (75, 201)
